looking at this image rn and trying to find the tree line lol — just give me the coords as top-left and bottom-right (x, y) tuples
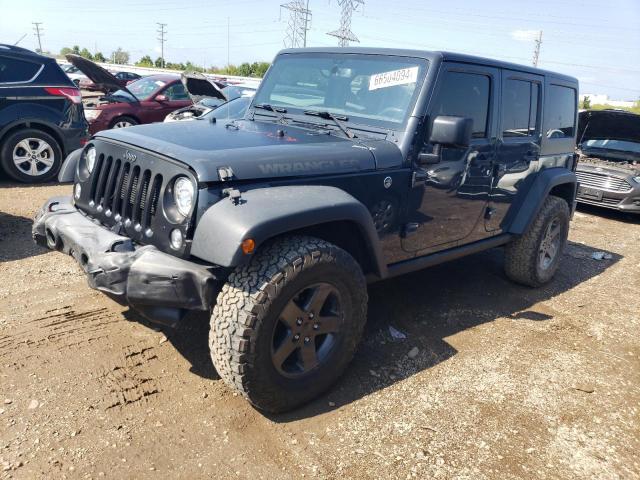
(59, 46), (269, 77)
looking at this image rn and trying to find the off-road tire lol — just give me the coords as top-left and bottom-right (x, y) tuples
(209, 236), (368, 413)
(504, 195), (570, 287)
(1, 129), (62, 183)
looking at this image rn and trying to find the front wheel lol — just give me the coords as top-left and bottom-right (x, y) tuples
(504, 195), (570, 287)
(209, 236), (368, 413)
(110, 116), (138, 129)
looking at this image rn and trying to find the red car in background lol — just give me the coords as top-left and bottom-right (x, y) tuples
(67, 54), (192, 134)
(79, 71), (141, 91)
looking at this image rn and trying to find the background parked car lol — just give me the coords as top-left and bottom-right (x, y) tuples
(66, 54), (191, 134)
(575, 109), (640, 214)
(166, 95), (254, 123)
(60, 63), (87, 86)
(164, 72), (256, 122)
(0, 45), (88, 183)
(79, 71), (141, 91)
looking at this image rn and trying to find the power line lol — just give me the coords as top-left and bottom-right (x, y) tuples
(32, 22), (44, 53)
(157, 22), (167, 67)
(281, 0), (312, 48)
(327, 0), (364, 47)
(532, 30), (542, 67)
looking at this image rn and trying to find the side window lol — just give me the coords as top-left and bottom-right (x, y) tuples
(0, 56), (42, 83)
(545, 85), (576, 138)
(163, 83), (189, 100)
(502, 79), (539, 137)
(430, 71), (491, 138)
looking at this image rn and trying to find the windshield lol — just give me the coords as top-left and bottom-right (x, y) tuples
(252, 53), (428, 129)
(113, 76), (169, 101)
(584, 138), (640, 154)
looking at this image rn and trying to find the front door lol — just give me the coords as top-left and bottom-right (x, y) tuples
(486, 70), (543, 231)
(402, 63), (499, 253)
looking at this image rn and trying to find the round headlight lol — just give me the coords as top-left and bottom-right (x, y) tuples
(173, 177), (194, 217)
(85, 146), (97, 173)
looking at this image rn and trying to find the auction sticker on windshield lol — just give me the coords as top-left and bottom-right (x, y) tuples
(369, 66), (419, 91)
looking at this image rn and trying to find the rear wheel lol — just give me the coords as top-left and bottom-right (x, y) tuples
(504, 195), (570, 287)
(209, 236), (368, 413)
(0, 129), (62, 183)
(110, 116), (138, 129)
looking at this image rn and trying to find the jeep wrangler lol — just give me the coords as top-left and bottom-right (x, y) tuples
(33, 48), (579, 412)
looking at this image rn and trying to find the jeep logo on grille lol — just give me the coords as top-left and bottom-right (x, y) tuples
(123, 151), (137, 162)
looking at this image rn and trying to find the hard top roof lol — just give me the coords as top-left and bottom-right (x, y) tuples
(278, 47), (578, 83)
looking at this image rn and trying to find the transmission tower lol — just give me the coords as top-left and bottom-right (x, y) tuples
(32, 22), (43, 53)
(532, 30), (543, 67)
(157, 23), (167, 68)
(327, 0), (364, 47)
(281, 0), (312, 48)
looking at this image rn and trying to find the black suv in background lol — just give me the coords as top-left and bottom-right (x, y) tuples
(0, 45), (88, 183)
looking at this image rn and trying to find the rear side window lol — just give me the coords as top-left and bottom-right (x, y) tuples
(502, 79), (539, 137)
(0, 56), (42, 83)
(545, 85), (576, 138)
(431, 71), (490, 138)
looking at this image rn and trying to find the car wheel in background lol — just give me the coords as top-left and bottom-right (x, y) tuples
(0, 129), (62, 183)
(110, 116), (139, 129)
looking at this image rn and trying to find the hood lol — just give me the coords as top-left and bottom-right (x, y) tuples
(578, 110), (640, 145)
(181, 72), (227, 103)
(66, 54), (134, 96)
(95, 119), (402, 182)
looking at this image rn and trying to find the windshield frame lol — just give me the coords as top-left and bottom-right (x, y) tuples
(250, 52), (429, 131)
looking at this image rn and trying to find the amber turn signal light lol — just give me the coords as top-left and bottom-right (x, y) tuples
(241, 238), (256, 254)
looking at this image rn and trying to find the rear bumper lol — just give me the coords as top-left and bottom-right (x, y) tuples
(32, 196), (217, 325)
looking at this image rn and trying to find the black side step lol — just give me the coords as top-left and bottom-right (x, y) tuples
(384, 234), (512, 280)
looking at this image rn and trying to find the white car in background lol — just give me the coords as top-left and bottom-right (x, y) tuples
(164, 72), (257, 122)
(60, 63), (87, 85)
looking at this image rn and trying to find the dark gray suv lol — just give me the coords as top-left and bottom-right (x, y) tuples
(34, 48), (579, 412)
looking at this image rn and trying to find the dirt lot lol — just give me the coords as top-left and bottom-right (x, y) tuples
(1, 181), (639, 480)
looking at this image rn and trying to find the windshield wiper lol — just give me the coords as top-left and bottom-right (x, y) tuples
(253, 103), (288, 123)
(304, 110), (356, 139)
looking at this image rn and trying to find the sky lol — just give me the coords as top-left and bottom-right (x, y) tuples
(1, 0), (638, 100)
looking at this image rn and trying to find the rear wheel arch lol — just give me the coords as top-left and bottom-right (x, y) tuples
(549, 182), (576, 210)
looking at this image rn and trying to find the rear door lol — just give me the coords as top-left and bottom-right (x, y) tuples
(486, 70), (543, 231)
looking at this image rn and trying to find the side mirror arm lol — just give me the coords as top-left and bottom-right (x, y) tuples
(417, 144), (442, 166)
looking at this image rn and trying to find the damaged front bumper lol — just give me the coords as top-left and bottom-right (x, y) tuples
(32, 196), (217, 326)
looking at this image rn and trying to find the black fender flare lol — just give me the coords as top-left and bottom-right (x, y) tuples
(190, 185), (387, 277)
(57, 147), (83, 182)
(507, 168), (577, 235)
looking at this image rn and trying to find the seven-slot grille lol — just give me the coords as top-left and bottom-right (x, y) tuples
(88, 153), (162, 232)
(575, 170), (633, 193)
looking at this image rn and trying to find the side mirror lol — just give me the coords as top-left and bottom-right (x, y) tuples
(429, 115), (473, 147)
(155, 94), (168, 102)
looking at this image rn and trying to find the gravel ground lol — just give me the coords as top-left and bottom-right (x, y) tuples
(1, 181), (639, 479)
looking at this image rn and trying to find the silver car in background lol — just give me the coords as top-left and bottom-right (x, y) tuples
(575, 110), (640, 214)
